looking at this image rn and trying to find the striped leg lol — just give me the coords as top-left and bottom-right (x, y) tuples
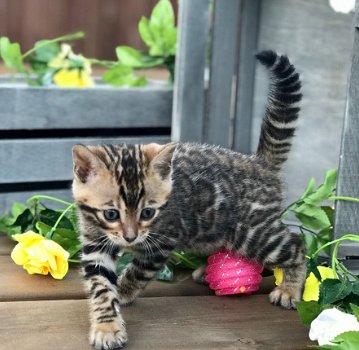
(117, 249), (171, 305)
(82, 240), (127, 350)
(258, 225), (306, 309)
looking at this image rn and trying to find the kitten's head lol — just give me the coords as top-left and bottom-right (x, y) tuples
(72, 143), (176, 247)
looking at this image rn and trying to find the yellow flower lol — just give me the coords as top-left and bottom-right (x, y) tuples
(303, 266), (336, 301)
(273, 267), (283, 285)
(273, 266), (337, 301)
(53, 69), (95, 88)
(11, 231), (69, 280)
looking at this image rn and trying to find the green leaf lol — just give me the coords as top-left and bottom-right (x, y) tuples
(0, 216), (20, 236)
(304, 169), (337, 206)
(352, 282), (359, 296)
(319, 279), (352, 306)
(39, 209), (74, 230)
(314, 331), (359, 350)
(317, 227), (334, 255)
(103, 65), (147, 87)
(12, 209), (34, 233)
(147, 0), (177, 56)
(139, 17), (155, 48)
(295, 204), (331, 230)
(0, 37), (25, 72)
(33, 40), (60, 62)
(350, 303), (359, 322)
(150, 0), (175, 33)
(155, 264), (173, 281)
(11, 202), (27, 219)
(116, 46), (164, 68)
(321, 206), (335, 227)
(308, 258), (322, 281)
(300, 177), (316, 200)
(302, 232), (318, 257)
(296, 301), (322, 327)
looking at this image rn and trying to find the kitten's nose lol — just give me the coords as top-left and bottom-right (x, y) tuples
(124, 234), (137, 243)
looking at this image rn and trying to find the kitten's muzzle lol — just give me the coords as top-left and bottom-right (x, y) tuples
(123, 233), (137, 243)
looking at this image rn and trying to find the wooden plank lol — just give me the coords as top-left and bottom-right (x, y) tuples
(171, 0), (209, 142)
(0, 295), (312, 350)
(0, 82), (172, 129)
(0, 234), (15, 255)
(334, 2), (359, 262)
(0, 136), (170, 183)
(233, 0), (260, 153)
(203, 0), (241, 147)
(0, 255), (212, 301)
(0, 253), (274, 301)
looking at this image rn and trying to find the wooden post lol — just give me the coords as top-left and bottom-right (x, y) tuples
(333, 0), (359, 270)
(171, 0), (210, 143)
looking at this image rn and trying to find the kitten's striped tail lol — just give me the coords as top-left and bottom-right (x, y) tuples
(256, 50), (302, 171)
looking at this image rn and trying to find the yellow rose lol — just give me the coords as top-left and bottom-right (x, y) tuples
(53, 69), (95, 88)
(273, 266), (337, 301)
(11, 231), (69, 280)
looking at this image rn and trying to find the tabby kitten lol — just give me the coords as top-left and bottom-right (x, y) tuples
(72, 50), (305, 350)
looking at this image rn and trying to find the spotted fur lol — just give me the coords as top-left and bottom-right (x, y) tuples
(72, 51), (306, 350)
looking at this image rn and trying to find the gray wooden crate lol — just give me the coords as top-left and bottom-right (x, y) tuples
(0, 80), (172, 213)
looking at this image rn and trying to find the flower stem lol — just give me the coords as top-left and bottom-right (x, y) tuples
(312, 234), (359, 278)
(27, 195), (73, 207)
(171, 252), (198, 269)
(329, 195), (359, 203)
(68, 258), (81, 263)
(46, 203), (76, 239)
(22, 31), (85, 59)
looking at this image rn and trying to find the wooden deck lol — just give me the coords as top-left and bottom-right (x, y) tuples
(0, 235), (312, 349)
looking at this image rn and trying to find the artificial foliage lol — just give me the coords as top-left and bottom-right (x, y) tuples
(0, 0), (177, 87)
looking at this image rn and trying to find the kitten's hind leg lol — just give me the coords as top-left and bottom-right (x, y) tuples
(259, 227), (306, 309)
(192, 265), (208, 284)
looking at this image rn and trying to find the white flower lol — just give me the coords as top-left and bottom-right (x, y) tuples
(329, 0), (355, 13)
(309, 308), (359, 346)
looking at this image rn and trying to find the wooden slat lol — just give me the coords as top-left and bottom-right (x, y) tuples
(334, 1), (359, 263)
(171, 0), (209, 142)
(0, 255), (212, 301)
(203, 0), (241, 147)
(0, 82), (172, 129)
(0, 136), (170, 183)
(233, 0), (260, 153)
(0, 252), (274, 301)
(0, 234), (15, 255)
(0, 295), (312, 350)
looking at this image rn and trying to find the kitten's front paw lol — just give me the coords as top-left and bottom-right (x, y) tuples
(90, 319), (128, 350)
(269, 285), (300, 309)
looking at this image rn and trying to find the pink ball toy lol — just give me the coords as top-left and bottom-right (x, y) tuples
(205, 249), (264, 296)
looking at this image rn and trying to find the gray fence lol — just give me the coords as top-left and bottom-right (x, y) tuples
(0, 79), (172, 212)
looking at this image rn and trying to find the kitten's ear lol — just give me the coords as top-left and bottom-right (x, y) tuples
(143, 143), (176, 178)
(72, 145), (104, 183)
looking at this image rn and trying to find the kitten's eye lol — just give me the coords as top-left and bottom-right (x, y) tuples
(140, 208), (156, 220)
(104, 209), (120, 221)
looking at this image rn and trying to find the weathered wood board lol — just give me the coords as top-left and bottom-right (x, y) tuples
(0, 81), (172, 130)
(0, 295), (311, 350)
(0, 136), (170, 183)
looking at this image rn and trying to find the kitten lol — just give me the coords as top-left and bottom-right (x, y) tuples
(72, 50), (305, 350)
